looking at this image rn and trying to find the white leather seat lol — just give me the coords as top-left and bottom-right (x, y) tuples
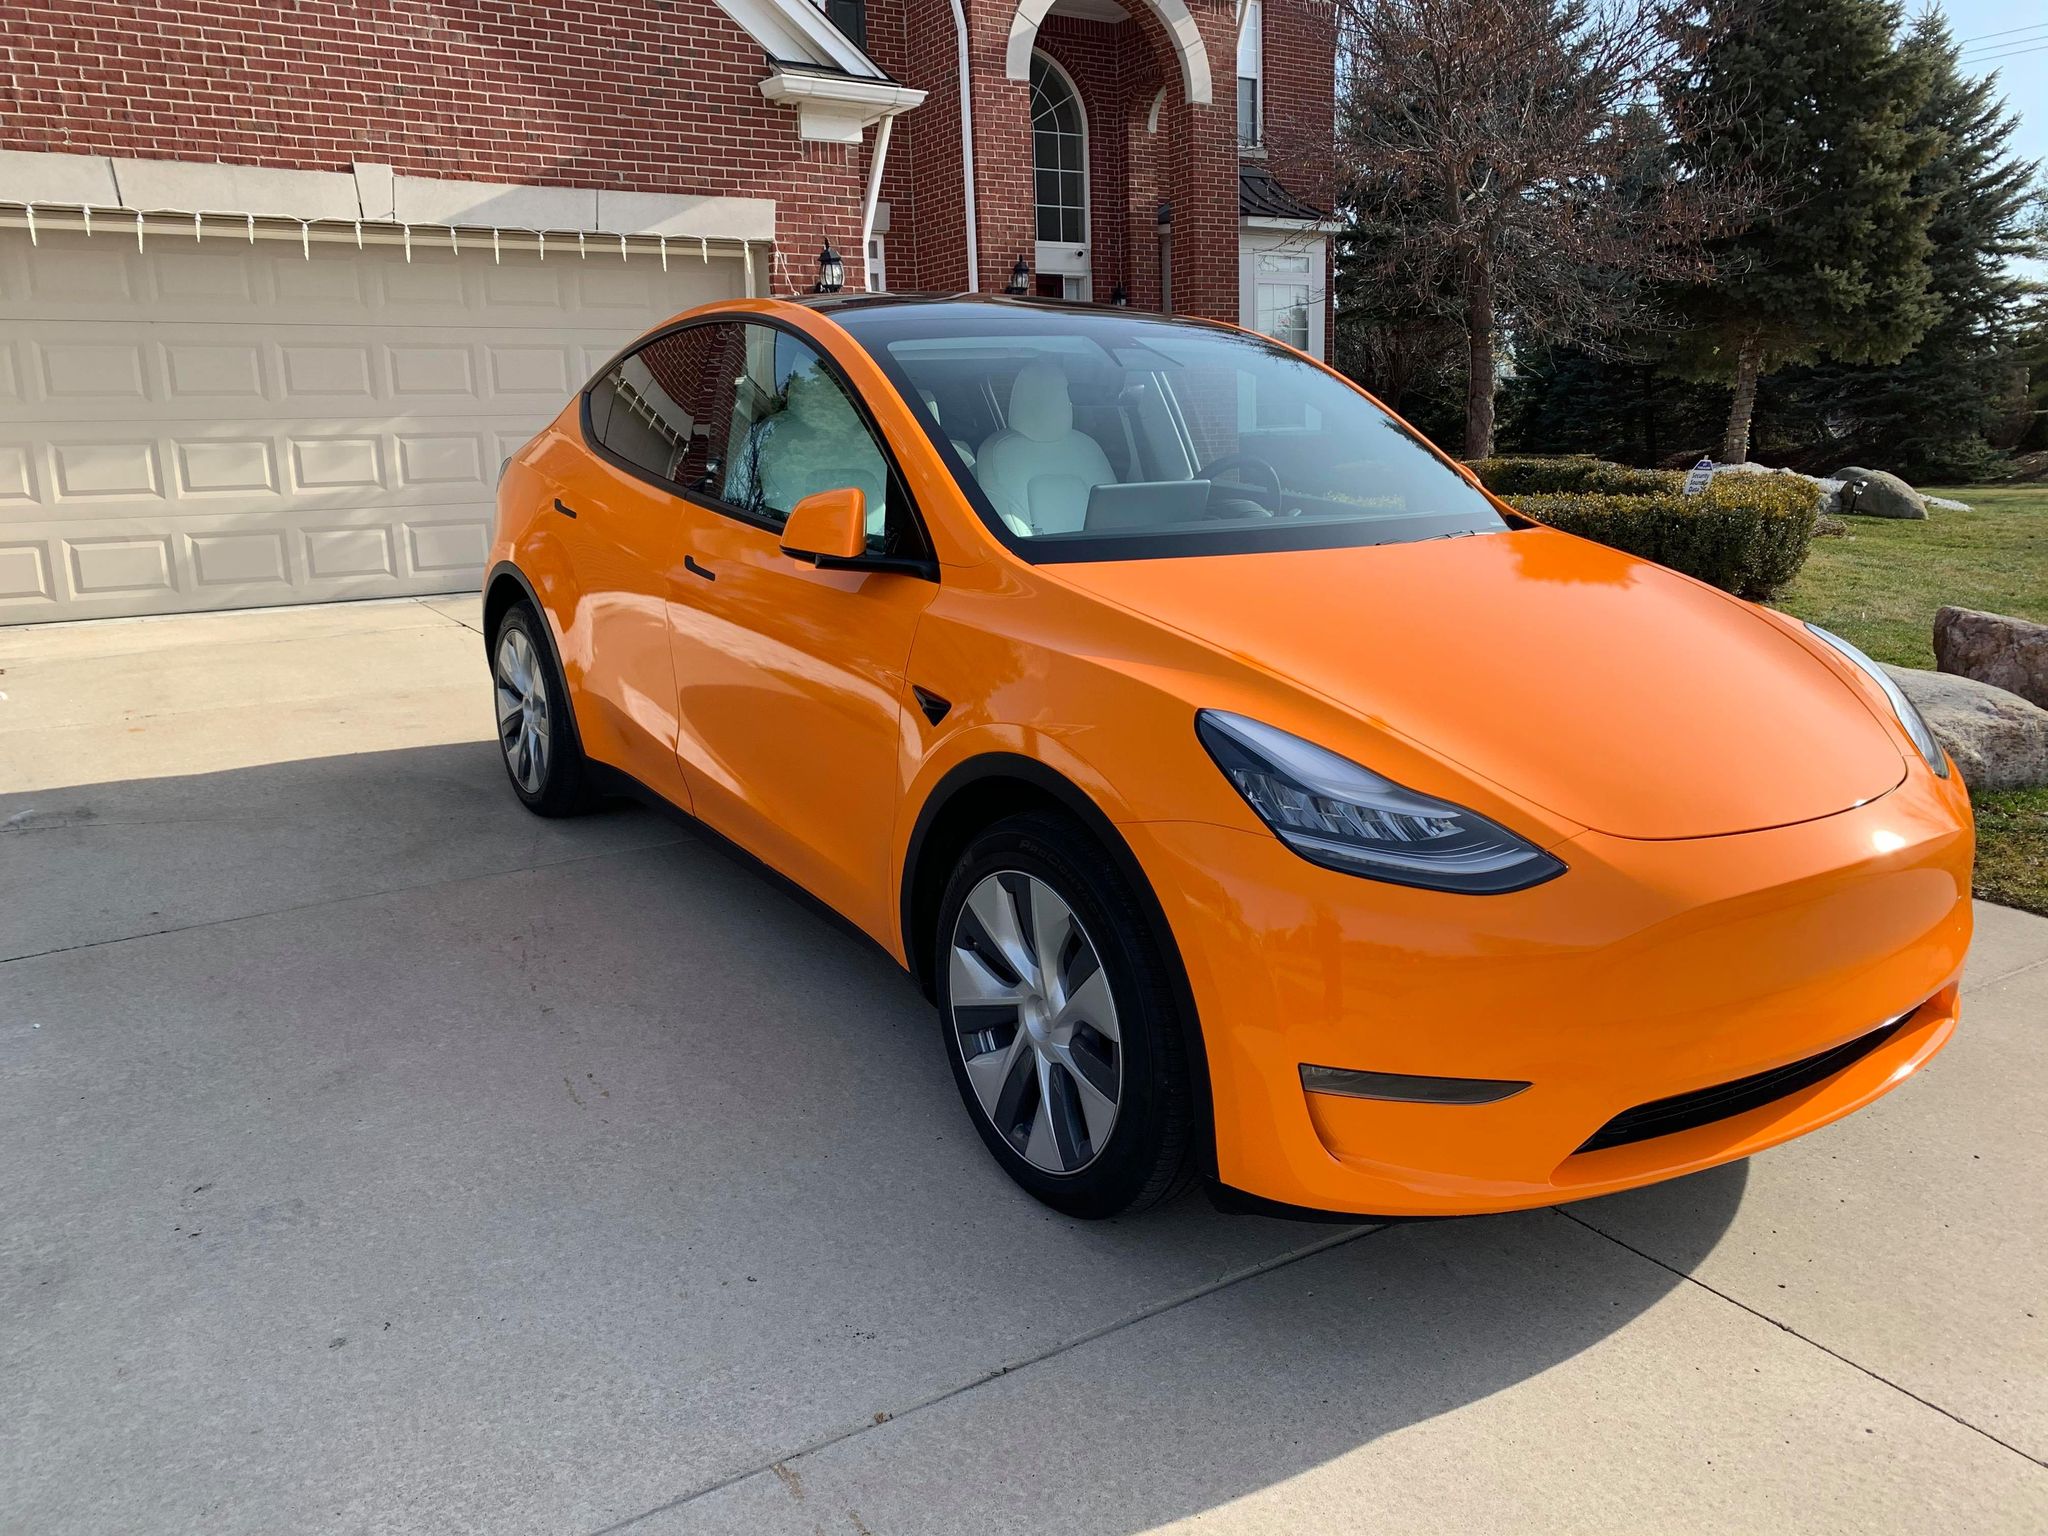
(974, 361), (1114, 535)
(919, 387), (976, 470)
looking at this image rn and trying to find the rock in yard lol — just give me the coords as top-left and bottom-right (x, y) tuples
(1935, 605), (2048, 710)
(1830, 466), (1927, 520)
(1716, 461), (1844, 515)
(1883, 665), (2048, 791)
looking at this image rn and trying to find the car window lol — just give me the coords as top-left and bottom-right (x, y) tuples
(587, 324), (740, 492)
(835, 305), (1508, 561)
(716, 324), (891, 549)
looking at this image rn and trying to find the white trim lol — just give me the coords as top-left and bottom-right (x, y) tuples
(0, 149), (776, 241)
(1242, 214), (1341, 234)
(0, 208), (757, 265)
(1239, 229), (1327, 360)
(758, 71), (927, 145)
(1007, 0), (1212, 106)
(0, 147), (118, 204)
(952, 0), (981, 291)
(860, 115), (894, 291)
(711, 0), (888, 78)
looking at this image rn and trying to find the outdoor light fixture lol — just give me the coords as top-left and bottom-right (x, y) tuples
(1006, 255), (1031, 295)
(1110, 282), (1128, 306)
(814, 240), (845, 294)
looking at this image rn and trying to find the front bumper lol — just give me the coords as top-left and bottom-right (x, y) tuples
(1126, 766), (1973, 1216)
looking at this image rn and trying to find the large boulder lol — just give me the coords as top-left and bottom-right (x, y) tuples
(1934, 605), (2048, 711)
(1830, 466), (1926, 520)
(1716, 461), (1844, 515)
(1883, 665), (2048, 791)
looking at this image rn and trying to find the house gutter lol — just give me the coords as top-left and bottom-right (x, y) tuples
(950, 0), (980, 291)
(859, 113), (893, 291)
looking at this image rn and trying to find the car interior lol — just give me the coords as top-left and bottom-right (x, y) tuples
(882, 335), (1456, 541)
(588, 317), (1504, 559)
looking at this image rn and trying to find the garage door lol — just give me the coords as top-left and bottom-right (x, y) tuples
(0, 227), (741, 623)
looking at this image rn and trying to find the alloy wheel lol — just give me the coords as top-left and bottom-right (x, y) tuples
(493, 627), (551, 795)
(949, 871), (1122, 1174)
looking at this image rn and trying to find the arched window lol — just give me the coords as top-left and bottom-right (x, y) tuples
(1030, 54), (1087, 245)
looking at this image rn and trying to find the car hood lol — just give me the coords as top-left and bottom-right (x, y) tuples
(1052, 527), (1906, 840)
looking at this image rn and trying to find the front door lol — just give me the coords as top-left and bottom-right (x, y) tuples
(1031, 53), (1092, 301)
(661, 320), (940, 940)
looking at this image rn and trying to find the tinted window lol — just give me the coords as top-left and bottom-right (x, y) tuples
(835, 303), (1508, 563)
(716, 324), (893, 549)
(587, 324), (741, 492)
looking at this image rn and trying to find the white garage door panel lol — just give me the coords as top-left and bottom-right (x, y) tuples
(0, 229), (741, 622)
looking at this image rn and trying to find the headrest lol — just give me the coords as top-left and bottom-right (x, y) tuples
(784, 366), (857, 430)
(1007, 361), (1074, 443)
(919, 387), (943, 427)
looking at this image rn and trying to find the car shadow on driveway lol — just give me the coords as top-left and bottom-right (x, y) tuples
(1, 741), (1748, 1535)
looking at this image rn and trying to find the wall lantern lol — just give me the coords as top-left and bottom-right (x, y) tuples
(814, 240), (845, 294)
(1005, 255), (1031, 295)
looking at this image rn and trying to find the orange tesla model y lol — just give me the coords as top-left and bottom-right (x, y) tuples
(484, 295), (1971, 1220)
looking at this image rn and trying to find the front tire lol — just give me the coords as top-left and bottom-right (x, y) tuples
(491, 600), (589, 817)
(935, 811), (1197, 1218)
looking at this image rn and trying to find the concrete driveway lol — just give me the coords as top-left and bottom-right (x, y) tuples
(3, 596), (2044, 1535)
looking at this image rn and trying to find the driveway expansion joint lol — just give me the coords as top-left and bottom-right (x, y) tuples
(1556, 1205), (2047, 1470)
(582, 1220), (1388, 1536)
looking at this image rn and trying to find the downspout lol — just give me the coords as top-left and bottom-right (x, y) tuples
(859, 113), (894, 292)
(950, 0), (980, 291)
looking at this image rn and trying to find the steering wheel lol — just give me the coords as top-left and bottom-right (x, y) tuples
(1194, 453), (1284, 514)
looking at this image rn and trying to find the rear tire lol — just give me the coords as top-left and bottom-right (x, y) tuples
(935, 810), (1197, 1218)
(491, 600), (589, 817)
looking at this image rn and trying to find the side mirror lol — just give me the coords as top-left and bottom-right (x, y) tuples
(780, 487), (868, 563)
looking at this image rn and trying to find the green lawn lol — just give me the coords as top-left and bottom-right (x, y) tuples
(1773, 483), (2048, 915)
(1775, 484), (2048, 667)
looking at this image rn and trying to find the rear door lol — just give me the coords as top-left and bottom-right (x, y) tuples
(553, 330), (741, 802)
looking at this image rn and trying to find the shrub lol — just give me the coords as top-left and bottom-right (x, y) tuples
(1468, 455), (1682, 497)
(1510, 473), (1821, 599)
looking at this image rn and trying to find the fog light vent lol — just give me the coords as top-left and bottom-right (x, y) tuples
(1299, 1065), (1531, 1106)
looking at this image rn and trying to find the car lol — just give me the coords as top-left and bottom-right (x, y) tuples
(483, 293), (1973, 1221)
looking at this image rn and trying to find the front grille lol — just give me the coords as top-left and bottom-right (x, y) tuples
(1576, 1012), (1914, 1155)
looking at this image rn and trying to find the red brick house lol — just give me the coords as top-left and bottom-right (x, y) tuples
(0, 0), (1335, 620)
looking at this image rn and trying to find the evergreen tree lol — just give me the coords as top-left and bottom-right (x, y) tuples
(1336, 0), (1734, 458)
(1791, 15), (2042, 479)
(1664, 0), (1941, 462)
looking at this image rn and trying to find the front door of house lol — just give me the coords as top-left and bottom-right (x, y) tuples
(1031, 53), (1091, 301)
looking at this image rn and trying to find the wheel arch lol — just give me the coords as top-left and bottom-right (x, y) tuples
(900, 752), (1216, 1171)
(482, 561), (543, 659)
(482, 560), (590, 764)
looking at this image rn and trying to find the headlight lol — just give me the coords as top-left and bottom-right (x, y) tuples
(1195, 711), (1566, 894)
(1803, 624), (1949, 778)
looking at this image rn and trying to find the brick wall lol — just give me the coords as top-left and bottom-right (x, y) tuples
(0, 0), (1334, 313)
(1258, 0), (1337, 209)
(0, 0), (875, 295)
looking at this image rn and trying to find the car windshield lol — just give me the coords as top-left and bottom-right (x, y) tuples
(833, 302), (1509, 562)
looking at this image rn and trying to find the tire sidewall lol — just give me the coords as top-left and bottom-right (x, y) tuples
(492, 600), (582, 815)
(935, 814), (1189, 1218)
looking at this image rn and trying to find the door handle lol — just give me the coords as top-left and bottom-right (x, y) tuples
(683, 554), (717, 582)
(552, 497), (578, 519)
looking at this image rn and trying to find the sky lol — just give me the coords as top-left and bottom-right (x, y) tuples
(1927, 1), (2048, 166)
(1925, 1), (2048, 276)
